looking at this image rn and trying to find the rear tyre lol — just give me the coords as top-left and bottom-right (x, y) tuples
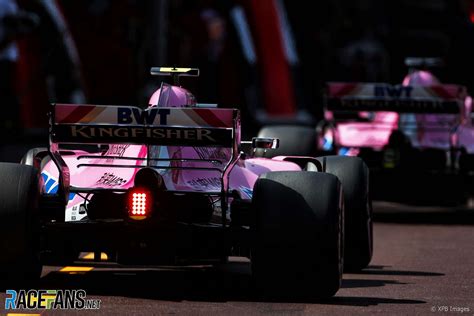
(316, 156), (372, 272)
(0, 163), (42, 286)
(20, 147), (48, 167)
(251, 171), (343, 299)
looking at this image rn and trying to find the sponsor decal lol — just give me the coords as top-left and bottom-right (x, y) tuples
(67, 204), (88, 222)
(187, 177), (221, 190)
(104, 144), (130, 157)
(96, 172), (127, 186)
(374, 85), (413, 98)
(4, 289), (101, 310)
(118, 107), (170, 125)
(41, 171), (75, 200)
(328, 98), (459, 113)
(194, 147), (230, 162)
(53, 125), (232, 147)
(239, 186), (253, 199)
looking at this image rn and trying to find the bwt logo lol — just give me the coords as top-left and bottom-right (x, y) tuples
(118, 107), (171, 125)
(5, 289), (101, 310)
(374, 85), (413, 98)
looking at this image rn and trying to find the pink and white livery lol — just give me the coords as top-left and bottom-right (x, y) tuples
(324, 77), (473, 154)
(0, 67), (373, 298)
(319, 58), (474, 204)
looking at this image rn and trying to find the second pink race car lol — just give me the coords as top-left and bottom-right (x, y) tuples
(318, 58), (474, 205)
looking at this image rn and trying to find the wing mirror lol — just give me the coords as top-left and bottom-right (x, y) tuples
(252, 137), (279, 149)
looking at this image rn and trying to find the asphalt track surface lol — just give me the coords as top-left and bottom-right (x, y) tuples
(1, 202), (473, 316)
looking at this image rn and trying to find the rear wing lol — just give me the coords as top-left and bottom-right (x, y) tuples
(50, 104), (238, 147)
(325, 82), (467, 114)
(48, 104), (241, 207)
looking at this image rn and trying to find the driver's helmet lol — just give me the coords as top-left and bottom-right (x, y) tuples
(402, 70), (440, 86)
(148, 83), (196, 108)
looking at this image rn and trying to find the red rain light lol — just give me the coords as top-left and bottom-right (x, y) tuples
(128, 188), (152, 219)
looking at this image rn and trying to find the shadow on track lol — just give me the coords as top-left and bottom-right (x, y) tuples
(340, 265), (443, 289)
(354, 265), (445, 277)
(373, 201), (474, 225)
(37, 267), (252, 302)
(27, 262), (426, 306)
(323, 296), (426, 306)
(373, 211), (474, 225)
(341, 279), (406, 288)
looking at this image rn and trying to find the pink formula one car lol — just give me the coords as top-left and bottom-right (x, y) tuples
(315, 58), (474, 205)
(0, 67), (372, 298)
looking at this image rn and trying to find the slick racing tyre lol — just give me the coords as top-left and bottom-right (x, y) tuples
(251, 171), (343, 299)
(20, 147), (48, 167)
(255, 125), (317, 158)
(316, 155), (373, 272)
(0, 163), (42, 285)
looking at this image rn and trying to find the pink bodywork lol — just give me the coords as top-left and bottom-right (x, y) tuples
(331, 111), (398, 150)
(148, 85), (197, 108)
(43, 86), (301, 221)
(329, 71), (474, 154)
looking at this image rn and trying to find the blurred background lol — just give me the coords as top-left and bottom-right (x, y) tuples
(1, 0), (474, 157)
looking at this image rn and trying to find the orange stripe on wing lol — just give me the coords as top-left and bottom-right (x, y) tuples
(182, 109), (209, 127)
(79, 106), (107, 123)
(58, 105), (96, 124)
(195, 109), (232, 128)
(330, 83), (359, 98)
(201, 109), (230, 127)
